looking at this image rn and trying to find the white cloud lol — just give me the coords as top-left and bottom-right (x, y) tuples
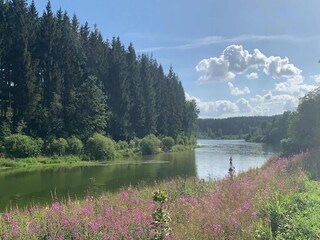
(228, 82), (250, 96)
(311, 74), (320, 83)
(185, 93), (239, 118)
(246, 72), (258, 80)
(236, 98), (253, 112)
(196, 57), (235, 81)
(274, 76), (317, 96)
(186, 91), (302, 118)
(263, 56), (302, 79)
(196, 45), (302, 82)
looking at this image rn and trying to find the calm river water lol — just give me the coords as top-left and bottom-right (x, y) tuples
(0, 139), (277, 210)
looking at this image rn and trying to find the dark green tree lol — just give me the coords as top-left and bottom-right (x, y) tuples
(140, 54), (156, 135)
(289, 87), (320, 151)
(68, 76), (109, 140)
(127, 43), (145, 137)
(107, 37), (131, 140)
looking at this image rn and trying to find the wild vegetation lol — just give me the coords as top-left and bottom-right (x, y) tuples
(1, 148), (319, 239)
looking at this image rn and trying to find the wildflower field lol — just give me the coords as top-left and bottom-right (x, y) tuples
(1, 151), (320, 239)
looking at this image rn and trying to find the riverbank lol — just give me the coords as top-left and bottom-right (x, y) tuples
(1, 149), (318, 239)
(0, 144), (196, 170)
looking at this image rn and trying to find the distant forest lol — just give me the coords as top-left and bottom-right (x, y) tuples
(198, 116), (276, 139)
(0, 0), (198, 141)
(198, 114), (290, 144)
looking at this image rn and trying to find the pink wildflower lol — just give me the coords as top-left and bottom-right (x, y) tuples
(61, 219), (69, 227)
(231, 217), (239, 229)
(11, 220), (19, 237)
(82, 207), (93, 217)
(241, 200), (250, 211)
(211, 223), (221, 233)
(121, 191), (129, 201)
(52, 202), (60, 211)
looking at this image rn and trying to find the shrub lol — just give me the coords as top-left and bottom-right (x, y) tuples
(4, 134), (43, 158)
(161, 136), (175, 151)
(140, 134), (160, 155)
(85, 133), (116, 160)
(47, 138), (68, 156)
(117, 140), (129, 150)
(176, 135), (185, 145)
(67, 136), (83, 155)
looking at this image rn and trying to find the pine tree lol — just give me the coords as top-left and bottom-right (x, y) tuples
(127, 43), (145, 137)
(107, 37), (131, 140)
(68, 76), (108, 140)
(140, 54), (156, 135)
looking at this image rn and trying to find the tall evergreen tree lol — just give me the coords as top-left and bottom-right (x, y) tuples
(68, 76), (108, 140)
(140, 54), (156, 135)
(107, 37), (131, 140)
(127, 43), (145, 137)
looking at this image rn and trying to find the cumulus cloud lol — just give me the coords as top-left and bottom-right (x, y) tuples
(196, 57), (235, 81)
(311, 74), (320, 83)
(228, 82), (250, 96)
(263, 56), (302, 79)
(185, 93), (239, 118)
(250, 91), (300, 114)
(196, 45), (302, 82)
(246, 72), (258, 80)
(236, 98), (253, 112)
(274, 76), (317, 96)
(186, 91), (302, 118)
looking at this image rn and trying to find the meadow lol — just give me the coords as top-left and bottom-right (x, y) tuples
(0, 150), (319, 239)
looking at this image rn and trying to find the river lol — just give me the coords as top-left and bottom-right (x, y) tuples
(0, 139), (277, 211)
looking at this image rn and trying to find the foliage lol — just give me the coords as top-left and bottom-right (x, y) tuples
(68, 76), (109, 140)
(67, 136), (83, 155)
(117, 140), (129, 150)
(47, 138), (68, 156)
(85, 133), (116, 160)
(161, 136), (175, 151)
(289, 88), (320, 152)
(139, 134), (161, 155)
(4, 134), (43, 158)
(152, 190), (171, 240)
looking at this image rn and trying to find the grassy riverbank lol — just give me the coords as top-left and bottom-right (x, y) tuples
(1, 150), (319, 239)
(0, 144), (196, 170)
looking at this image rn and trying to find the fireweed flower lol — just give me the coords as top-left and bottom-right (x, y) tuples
(52, 202), (60, 211)
(241, 201), (250, 211)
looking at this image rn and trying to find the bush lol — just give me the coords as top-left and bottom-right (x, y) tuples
(85, 133), (116, 160)
(140, 134), (161, 155)
(67, 136), (83, 155)
(47, 138), (68, 156)
(161, 136), (175, 151)
(281, 138), (298, 156)
(117, 140), (129, 150)
(176, 135), (185, 145)
(4, 134), (43, 158)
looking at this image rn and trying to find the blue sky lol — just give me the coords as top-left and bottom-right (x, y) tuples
(30, 0), (320, 118)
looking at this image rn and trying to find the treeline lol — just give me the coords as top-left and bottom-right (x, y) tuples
(0, 0), (199, 145)
(245, 112), (290, 143)
(197, 116), (275, 139)
(232, 88), (320, 155)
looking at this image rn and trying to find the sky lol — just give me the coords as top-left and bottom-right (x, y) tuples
(29, 0), (320, 118)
